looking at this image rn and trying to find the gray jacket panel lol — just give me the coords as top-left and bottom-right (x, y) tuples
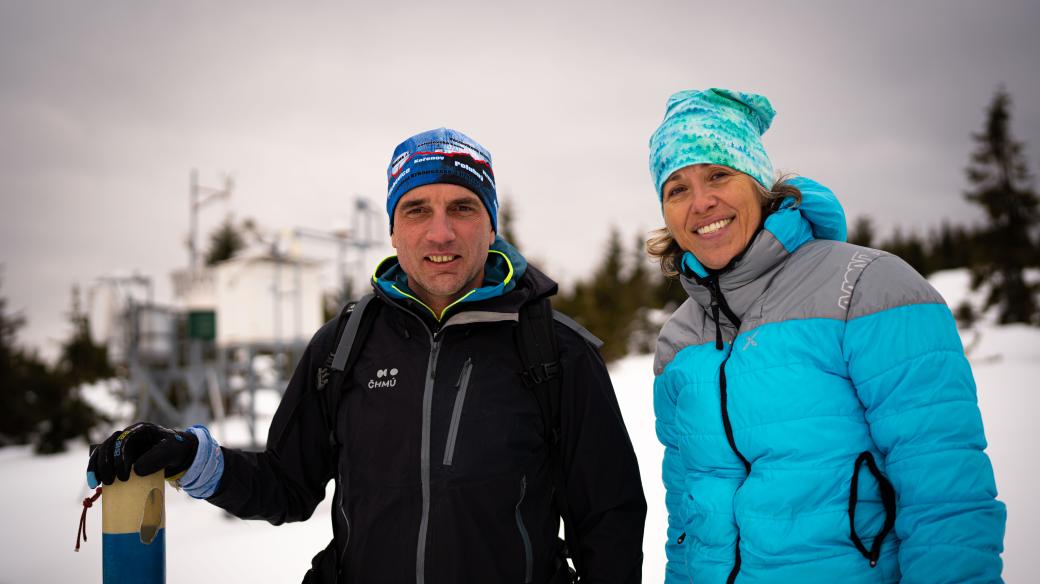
(654, 238), (948, 376)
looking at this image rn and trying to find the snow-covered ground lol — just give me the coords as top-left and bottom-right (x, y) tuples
(1, 269), (1036, 583)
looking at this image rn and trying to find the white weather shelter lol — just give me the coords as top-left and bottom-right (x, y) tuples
(213, 252), (324, 347)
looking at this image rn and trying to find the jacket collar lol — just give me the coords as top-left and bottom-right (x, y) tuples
(372, 236), (548, 322)
(679, 176), (847, 320)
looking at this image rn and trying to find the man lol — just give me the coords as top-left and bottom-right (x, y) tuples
(87, 128), (647, 583)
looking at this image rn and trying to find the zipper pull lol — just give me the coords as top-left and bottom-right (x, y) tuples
(677, 532), (686, 544)
(429, 337), (441, 380)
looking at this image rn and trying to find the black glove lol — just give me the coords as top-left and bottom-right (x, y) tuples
(86, 423), (199, 487)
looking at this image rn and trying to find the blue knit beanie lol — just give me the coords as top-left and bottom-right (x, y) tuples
(649, 88), (776, 198)
(386, 128), (498, 233)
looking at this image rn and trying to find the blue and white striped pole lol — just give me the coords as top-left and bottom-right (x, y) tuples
(101, 471), (166, 583)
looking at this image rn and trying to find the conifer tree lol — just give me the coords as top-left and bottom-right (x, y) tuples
(651, 273), (690, 311)
(205, 215), (246, 266)
(626, 234), (651, 312)
(0, 279), (107, 452)
(552, 227), (636, 362)
(964, 89), (1039, 324)
(58, 285), (114, 385)
(928, 221), (976, 273)
(847, 217), (876, 248)
(0, 276), (37, 445)
(879, 227), (931, 276)
(586, 228), (629, 361)
(498, 196), (521, 251)
(34, 286), (110, 453)
(626, 234), (657, 355)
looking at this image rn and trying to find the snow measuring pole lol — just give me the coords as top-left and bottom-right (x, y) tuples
(102, 471), (166, 583)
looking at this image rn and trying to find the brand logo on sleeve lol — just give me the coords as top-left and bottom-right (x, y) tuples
(838, 251), (881, 310)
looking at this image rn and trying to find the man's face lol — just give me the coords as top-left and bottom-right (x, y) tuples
(391, 183), (495, 313)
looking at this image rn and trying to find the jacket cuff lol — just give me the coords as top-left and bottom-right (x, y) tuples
(176, 425), (224, 499)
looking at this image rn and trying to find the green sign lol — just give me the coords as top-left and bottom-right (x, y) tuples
(187, 310), (216, 341)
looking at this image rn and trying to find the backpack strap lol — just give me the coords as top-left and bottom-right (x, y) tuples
(552, 309), (603, 349)
(317, 293), (378, 448)
(331, 294), (376, 371)
(517, 298), (562, 443)
(307, 294), (379, 581)
(517, 303), (603, 446)
(516, 298), (583, 581)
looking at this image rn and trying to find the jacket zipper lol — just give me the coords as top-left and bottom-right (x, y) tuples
(416, 331), (441, 584)
(721, 355), (749, 584)
(718, 362), (750, 474)
(707, 278), (749, 584)
(403, 310), (488, 584)
(515, 474), (534, 584)
(366, 297), (513, 584)
(443, 358), (474, 466)
(387, 304), (442, 584)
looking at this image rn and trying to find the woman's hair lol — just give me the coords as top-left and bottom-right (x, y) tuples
(646, 174), (802, 278)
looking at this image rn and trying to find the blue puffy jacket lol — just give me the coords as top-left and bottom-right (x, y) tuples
(653, 177), (1005, 583)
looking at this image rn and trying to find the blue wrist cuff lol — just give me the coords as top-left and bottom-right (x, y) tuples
(176, 425), (224, 499)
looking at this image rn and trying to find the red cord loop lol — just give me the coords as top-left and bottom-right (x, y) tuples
(75, 487), (103, 552)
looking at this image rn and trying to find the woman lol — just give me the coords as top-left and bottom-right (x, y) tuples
(647, 89), (1005, 583)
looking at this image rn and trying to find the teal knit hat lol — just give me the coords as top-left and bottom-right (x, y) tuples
(649, 88), (776, 198)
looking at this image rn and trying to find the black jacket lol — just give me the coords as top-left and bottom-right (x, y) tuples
(207, 265), (646, 583)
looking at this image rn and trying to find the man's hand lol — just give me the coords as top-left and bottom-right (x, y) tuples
(87, 423), (199, 488)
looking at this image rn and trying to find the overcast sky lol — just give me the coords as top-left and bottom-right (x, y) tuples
(2, 1), (1038, 359)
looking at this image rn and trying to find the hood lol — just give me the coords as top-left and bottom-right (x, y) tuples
(372, 236), (535, 321)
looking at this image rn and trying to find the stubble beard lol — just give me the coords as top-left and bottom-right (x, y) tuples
(410, 264), (485, 311)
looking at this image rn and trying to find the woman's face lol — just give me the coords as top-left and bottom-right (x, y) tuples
(662, 164), (763, 270)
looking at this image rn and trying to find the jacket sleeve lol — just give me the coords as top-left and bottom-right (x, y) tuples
(557, 330), (648, 584)
(844, 255), (1006, 583)
(205, 320), (339, 524)
(653, 365), (689, 584)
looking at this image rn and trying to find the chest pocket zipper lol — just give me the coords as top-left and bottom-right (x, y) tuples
(443, 358), (474, 466)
